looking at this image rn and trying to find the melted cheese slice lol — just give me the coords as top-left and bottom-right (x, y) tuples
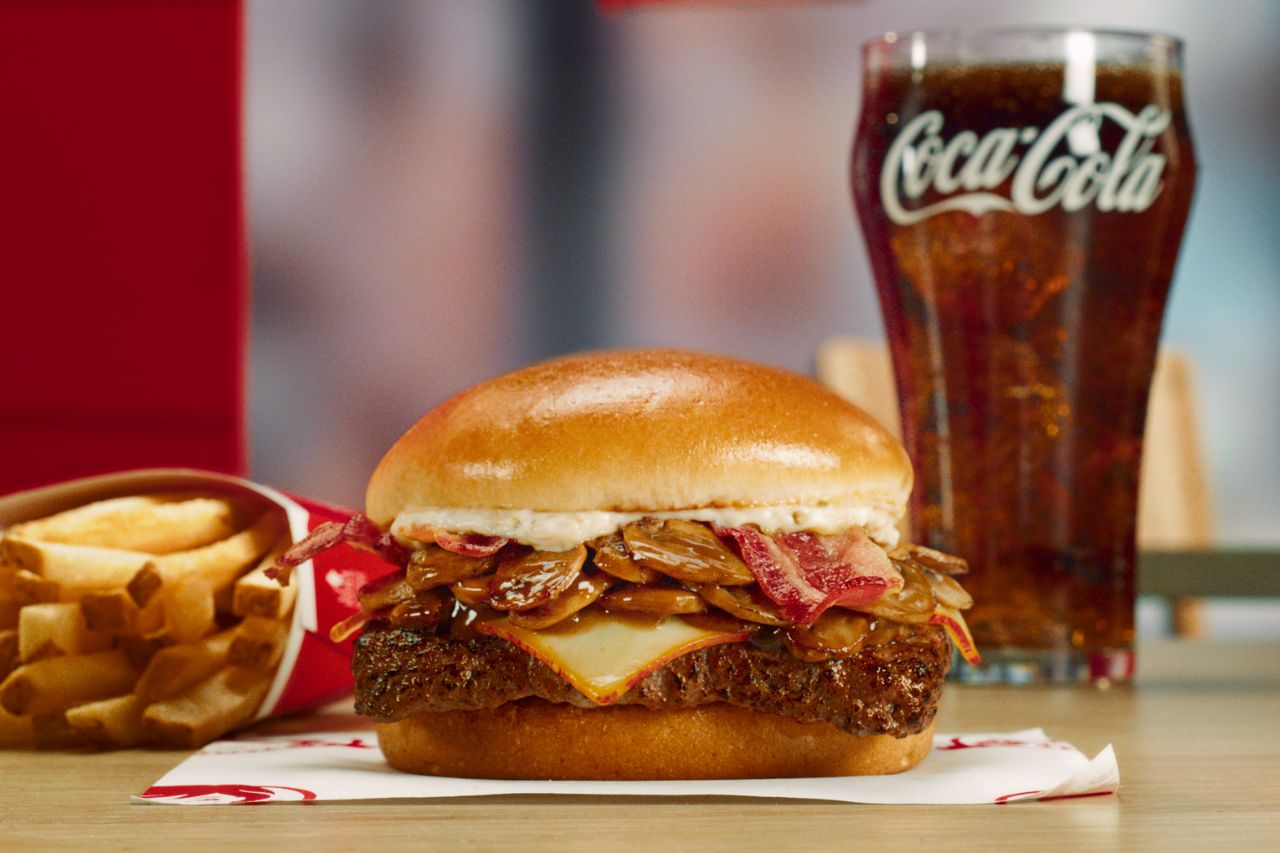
(476, 610), (749, 705)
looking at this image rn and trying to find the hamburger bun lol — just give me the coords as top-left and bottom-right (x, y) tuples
(365, 349), (912, 525)
(377, 701), (935, 780)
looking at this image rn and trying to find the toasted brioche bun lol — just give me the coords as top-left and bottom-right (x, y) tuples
(377, 701), (935, 780)
(366, 349), (911, 525)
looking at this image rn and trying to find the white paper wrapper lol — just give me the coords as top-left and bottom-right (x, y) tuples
(134, 726), (1118, 805)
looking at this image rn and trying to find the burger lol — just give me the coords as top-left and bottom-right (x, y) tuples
(281, 349), (977, 780)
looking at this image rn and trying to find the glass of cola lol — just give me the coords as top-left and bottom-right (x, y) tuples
(851, 29), (1196, 683)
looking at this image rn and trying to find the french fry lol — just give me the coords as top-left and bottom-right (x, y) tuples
(7, 495), (161, 541)
(1, 488), (292, 750)
(232, 548), (296, 619)
(127, 511), (284, 607)
(213, 582), (235, 615)
(116, 632), (173, 671)
(18, 602), (111, 662)
(134, 629), (234, 702)
(65, 694), (146, 747)
(0, 564), (16, 629)
(79, 590), (164, 636)
(13, 569), (63, 605)
(8, 495), (241, 554)
(1, 537), (152, 590)
(0, 629), (17, 680)
(0, 650), (136, 716)
(162, 577), (216, 643)
(31, 711), (93, 749)
(0, 703), (34, 747)
(141, 666), (271, 749)
(228, 616), (288, 670)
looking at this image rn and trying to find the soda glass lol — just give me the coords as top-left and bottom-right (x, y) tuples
(852, 29), (1196, 682)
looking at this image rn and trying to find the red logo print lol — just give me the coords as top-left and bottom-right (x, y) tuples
(139, 785), (317, 805)
(938, 736), (1073, 752)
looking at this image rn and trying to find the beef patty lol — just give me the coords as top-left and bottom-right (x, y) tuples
(354, 621), (951, 737)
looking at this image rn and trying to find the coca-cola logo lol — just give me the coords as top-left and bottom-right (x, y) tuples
(879, 103), (1171, 223)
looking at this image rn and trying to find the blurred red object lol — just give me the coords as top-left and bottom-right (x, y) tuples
(598, 0), (803, 10)
(0, 0), (245, 493)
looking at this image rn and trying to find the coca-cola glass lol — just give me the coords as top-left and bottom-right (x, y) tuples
(852, 29), (1196, 683)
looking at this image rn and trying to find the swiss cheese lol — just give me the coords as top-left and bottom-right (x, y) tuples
(475, 610), (749, 705)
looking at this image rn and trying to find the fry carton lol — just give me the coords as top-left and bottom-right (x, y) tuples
(0, 469), (396, 746)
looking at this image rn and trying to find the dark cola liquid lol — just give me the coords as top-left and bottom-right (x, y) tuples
(853, 63), (1196, 658)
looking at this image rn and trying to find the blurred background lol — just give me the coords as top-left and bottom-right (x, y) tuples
(248, 0), (1279, 553)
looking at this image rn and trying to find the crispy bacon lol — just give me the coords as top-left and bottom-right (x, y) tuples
(398, 524), (511, 556)
(269, 513), (412, 583)
(432, 531), (510, 557)
(715, 525), (900, 625)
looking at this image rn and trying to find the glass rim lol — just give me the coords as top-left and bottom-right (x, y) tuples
(863, 26), (1183, 52)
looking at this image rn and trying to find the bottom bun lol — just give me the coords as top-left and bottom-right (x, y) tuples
(376, 700), (936, 780)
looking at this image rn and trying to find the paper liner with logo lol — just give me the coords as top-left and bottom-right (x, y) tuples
(134, 727), (1119, 804)
(0, 468), (395, 721)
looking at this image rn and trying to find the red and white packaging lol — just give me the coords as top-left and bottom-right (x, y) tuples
(0, 468), (395, 721)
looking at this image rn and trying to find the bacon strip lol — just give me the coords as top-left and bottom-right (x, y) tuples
(433, 530), (510, 557)
(396, 524), (511, 556)
(269, 513), (412, 583)
(715, 526), (899, 625)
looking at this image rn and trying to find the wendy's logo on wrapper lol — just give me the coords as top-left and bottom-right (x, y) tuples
(138, 785), (317, 805)
(202, 736), (377, 756)
(879, 104), (1171, 223)
(938, 736), (1075, 752)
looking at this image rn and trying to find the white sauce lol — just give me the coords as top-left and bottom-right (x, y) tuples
(392, 503), (901, 552)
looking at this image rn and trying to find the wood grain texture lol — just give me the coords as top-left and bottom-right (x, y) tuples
(2, 641), (1277, 850)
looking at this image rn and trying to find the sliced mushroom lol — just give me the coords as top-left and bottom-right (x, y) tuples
(680, 611), (759, 635)
(857, 560), (937, 623)
(892, 543), (969, 576)
(358, 571), (414, 612)
(696, 583), (787, 626)
(925, 569), (974, 610)
(506, 573), (612, 630)
(588, 532), (661, 583)
(781, 635), (841, 663)
(598, 585), (706, 616)
(622, 518), (754, 585)
(450, 575), (495, 608)
(488, 545), (587, 611)
(406, 545), (497, 591)
(784, 608), (871, 658)
(389, 587), (452, 630)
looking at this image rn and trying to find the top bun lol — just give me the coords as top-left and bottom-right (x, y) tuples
(366, 349), (911, 525)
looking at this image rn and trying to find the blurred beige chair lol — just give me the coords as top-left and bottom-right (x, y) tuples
(816, 337), (1214, 637)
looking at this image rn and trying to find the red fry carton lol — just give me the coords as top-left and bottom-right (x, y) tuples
(0, 469), (394, 722)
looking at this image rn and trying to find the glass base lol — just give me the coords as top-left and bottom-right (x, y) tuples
(950, 647), (1135, 685)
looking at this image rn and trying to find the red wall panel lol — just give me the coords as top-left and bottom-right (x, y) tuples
(0, 0), (245, 491)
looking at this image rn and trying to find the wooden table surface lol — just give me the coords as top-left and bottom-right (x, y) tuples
(3, 640), (1277, 851)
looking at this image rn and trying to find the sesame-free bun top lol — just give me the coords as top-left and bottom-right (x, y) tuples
(365, 349), (912, 526)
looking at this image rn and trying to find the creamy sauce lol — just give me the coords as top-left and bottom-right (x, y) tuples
(392, 503), (901, 551)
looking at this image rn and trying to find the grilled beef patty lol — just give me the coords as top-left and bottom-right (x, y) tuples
(354, 621), (951, 737)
